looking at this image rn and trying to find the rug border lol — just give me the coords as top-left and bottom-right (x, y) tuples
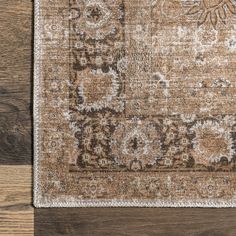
(33, 0), (236, 208)
(33, 0), (42, 208)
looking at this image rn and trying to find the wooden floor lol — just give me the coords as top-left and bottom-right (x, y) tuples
(1, 0), (236, 235)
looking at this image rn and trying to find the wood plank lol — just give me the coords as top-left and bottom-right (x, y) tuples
(0, 211), (33, 236)
(0, 165), (33, 235)
(0, 0), (32, 164)
(35, 208), (236, 236)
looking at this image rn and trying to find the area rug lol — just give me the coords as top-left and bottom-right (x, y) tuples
(34, 0), (236, 207)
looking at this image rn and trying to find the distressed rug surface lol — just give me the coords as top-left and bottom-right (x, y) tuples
(34, 0), (236, 207)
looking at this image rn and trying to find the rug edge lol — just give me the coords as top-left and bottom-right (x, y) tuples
(33, 0), (42, 209)
(33, 197), (236, 208)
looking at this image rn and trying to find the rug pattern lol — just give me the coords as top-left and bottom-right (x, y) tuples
(35, 0), (236, 206)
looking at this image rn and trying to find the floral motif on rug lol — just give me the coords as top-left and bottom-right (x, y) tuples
(34, 0), (236, 207)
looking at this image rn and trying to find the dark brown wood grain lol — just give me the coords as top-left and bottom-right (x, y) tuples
(0, 1), (34, 234)
(0, 0), (33, 164)
(35, 208), (236, 236)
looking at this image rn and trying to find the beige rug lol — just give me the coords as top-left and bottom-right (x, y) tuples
(34, 0), (236, 207)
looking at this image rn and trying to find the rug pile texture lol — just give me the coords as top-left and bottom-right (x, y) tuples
(34, 0), (236, 207)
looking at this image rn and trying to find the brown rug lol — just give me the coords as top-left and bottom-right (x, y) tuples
(34, 0), (236, 207)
